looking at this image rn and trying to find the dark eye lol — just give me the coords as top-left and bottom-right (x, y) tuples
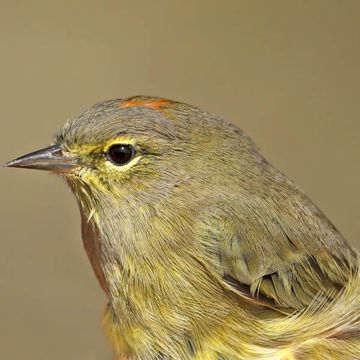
(106, 144), (135, 166)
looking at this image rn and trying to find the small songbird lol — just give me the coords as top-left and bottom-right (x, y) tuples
(6, 96), (360, 359)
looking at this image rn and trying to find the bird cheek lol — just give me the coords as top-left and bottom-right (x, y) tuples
(73, 168), (109, 192)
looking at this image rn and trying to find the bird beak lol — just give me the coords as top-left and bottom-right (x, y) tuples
(6, 144), (79, 173)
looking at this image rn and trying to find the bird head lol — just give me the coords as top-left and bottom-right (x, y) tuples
(7, 96), (257, 211)
(6, 95), (264, 293)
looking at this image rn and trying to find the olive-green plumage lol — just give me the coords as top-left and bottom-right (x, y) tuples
(7, 96), (360, 359)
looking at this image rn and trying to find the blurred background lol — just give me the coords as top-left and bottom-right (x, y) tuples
(1, 1), (359, 359)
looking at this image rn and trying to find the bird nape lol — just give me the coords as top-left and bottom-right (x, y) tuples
(7, 96), (360, 360)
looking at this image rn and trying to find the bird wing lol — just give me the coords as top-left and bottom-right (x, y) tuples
(197, 201), (357, 312)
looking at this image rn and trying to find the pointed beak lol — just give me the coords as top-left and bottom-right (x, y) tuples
(6, 144), (79, 172)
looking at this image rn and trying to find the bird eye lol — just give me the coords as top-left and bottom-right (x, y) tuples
(106, 144), (135, 166)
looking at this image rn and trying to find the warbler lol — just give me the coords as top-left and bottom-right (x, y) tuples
(7, 96), (360, 359)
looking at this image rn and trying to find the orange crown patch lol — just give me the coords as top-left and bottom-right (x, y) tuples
(119, 97), (175, 112)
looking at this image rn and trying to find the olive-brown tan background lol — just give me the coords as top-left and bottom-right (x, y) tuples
(1, 1), (359, 359)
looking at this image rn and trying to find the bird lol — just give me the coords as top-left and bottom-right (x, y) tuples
(6, 95), (360, 359)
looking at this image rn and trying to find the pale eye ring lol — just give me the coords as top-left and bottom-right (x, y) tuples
(106, 144), (135, 166)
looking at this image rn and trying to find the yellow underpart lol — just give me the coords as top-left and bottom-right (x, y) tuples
(193, 351), (218, 360)
(278, 348), (296, 360)
(103, 308), (132, 358)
